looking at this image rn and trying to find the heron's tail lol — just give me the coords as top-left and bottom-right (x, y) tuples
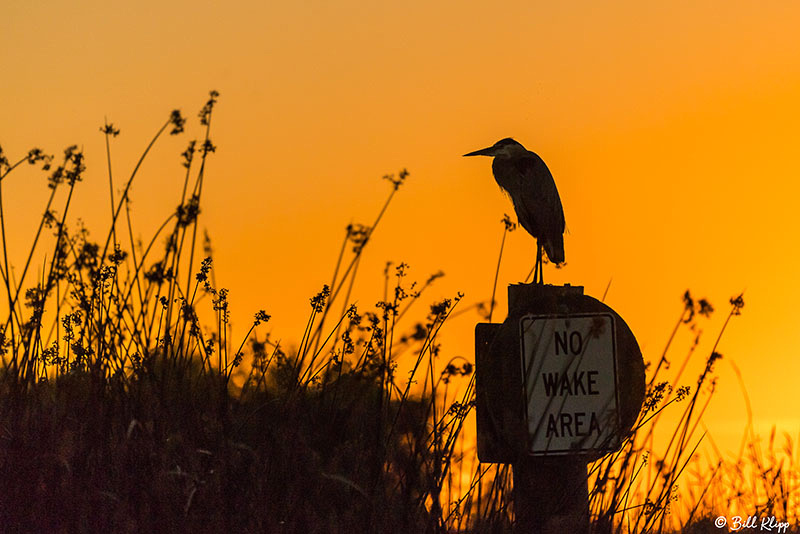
(544, 234), (565, 265)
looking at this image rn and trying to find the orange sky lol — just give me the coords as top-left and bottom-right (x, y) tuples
(3, 1), (800, 455)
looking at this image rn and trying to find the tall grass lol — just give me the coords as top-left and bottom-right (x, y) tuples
(0, 93), (796, 532)
(0, 93), (473, 533)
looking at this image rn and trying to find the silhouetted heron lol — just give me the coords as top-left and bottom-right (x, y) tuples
(464, 138), (565, 284)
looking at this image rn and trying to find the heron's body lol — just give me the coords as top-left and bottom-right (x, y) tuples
(491, 150), (564, 263)
(464, 138), (565, 283)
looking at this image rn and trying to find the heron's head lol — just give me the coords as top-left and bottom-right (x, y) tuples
(463, 138), (526, 159)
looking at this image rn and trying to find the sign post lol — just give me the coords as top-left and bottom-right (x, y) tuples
(475, 284), (645, 533)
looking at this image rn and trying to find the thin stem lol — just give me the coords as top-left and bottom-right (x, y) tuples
(489, 224), (508, 322)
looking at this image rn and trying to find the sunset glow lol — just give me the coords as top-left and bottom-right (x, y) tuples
(3, 1), (800, 528)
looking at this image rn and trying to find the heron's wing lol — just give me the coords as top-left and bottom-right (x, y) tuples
(513, 153), (566, 262)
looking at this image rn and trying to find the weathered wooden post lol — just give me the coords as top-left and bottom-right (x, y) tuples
(475, 284), (645, 533)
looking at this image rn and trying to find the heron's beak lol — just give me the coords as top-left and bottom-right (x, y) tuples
(463, 146), (495, 157)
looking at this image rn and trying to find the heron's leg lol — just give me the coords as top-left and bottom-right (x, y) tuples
(535, 243), (543, 285)
(539, 244), (544, 284)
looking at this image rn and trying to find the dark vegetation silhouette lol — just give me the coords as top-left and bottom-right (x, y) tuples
(0, 92), (796, 533)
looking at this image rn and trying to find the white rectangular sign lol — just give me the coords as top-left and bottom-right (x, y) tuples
(520, 313), (620, 454)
